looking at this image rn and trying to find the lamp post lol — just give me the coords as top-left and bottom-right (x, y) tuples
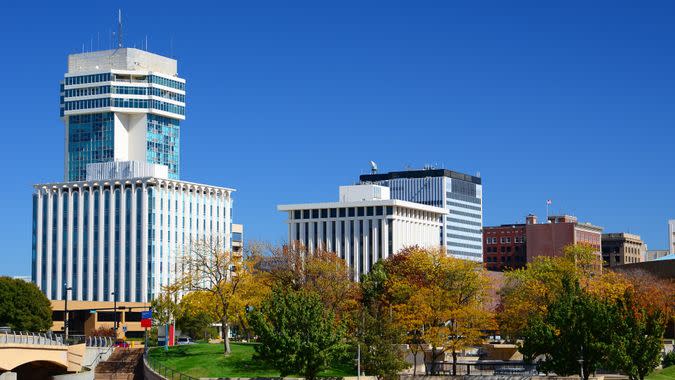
(64, 283), (72, 343)
(111, 291), (117, 339)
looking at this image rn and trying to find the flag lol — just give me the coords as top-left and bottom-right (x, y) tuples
(546, 199), (552, 205)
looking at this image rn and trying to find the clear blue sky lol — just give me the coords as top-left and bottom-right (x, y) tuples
(0, 1), (673, 276)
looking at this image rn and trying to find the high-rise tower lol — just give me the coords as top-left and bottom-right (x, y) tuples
(60, 48), (185, 181)
(33, 48), (234, 304)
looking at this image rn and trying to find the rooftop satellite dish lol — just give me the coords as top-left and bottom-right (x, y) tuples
(369, 161), (378, 174)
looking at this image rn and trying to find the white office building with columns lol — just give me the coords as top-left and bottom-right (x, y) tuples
(278, 185), (447, 281)
(31, 47), (236, 303)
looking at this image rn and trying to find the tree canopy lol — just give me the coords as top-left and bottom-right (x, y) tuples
(0, 277), (52, 332)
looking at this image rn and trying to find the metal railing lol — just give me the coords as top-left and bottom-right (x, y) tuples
(0, 331), (65, 346)
(85, 336), (114, 347)
(144, 349), (198, 380)
(424, 361), (539, 376)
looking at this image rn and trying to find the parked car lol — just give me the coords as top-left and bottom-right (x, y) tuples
(113, 339), (130, 348)
(176, 337), (193, 345)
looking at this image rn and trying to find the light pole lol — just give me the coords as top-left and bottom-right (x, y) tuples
(111, 291), (117, 339)
(64, 283), (72, 343)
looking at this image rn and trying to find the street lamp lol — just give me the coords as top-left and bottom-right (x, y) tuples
(64, 284), (72, 343)
(111, 291), (117, 339)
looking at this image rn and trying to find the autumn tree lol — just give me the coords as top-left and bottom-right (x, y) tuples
(171, 239), (263, 355)
(381, 246), (494, 375)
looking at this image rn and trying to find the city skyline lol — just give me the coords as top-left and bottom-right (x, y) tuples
(1, 1), (675, 276)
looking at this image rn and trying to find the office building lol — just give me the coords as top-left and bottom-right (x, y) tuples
(646, 249), (670, 261)
(483, 223), (526, 271)
(670, 219), (675, 254)
(360, 168), (483, 262)
(525, 214), (602, 261)
(278, 184), (447, 280)
(32, 48), (235, 303)
(61, 48), (185, 181)
(601, 233), (646, 267)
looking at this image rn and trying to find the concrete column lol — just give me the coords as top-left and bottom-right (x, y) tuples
(97, 187), (105, 301)
(77, 190), (84, 300)
(87, 188), (95, 301)
(108, 188), (116, 301)
(56, 188), (63, 300)
(141, 183), (149, 302)
(66, 189), (74, 300)
(119, 187), (127, 302)
(36, 190), (43, 291)
(46, 190), (53, 299)
(129, 184), (137, 302)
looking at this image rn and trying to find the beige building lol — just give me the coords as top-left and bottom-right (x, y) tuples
(646, 249), (670, 261)
(232, 223), (244, 256)
(51, 300), (150, 339)
(601, 233), (646, 267)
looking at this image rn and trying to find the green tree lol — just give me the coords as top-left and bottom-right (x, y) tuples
(249, 289), (347, 380)
(520, 277), (612, 380)
(606, 291), (665, 380)
(0, 277), (52, 331)
(176, 310), (213, 340)
(359, 263), (410, 380)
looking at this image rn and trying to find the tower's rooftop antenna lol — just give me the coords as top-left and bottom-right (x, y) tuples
(117, 9), (123, 48)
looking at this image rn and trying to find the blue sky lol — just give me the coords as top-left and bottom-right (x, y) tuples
(0, 1), (674, 276)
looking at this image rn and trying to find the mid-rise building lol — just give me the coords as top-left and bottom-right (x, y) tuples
(360, 168), (483, 262)
(483, 223), (526, 271)
(524, 214), (602, 262)
(278, 184), (447, 280)
(646, 249), (670, 261)
(601, 233), (646, 267)
(670, 219), (675, 254)
(32, 48), (235, 304)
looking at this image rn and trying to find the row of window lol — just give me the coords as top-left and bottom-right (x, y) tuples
(65, 73), (185, 91)
(293, 206), (394, 220)
(486, 246), (522, 253)
(64, 86), (185, 103)
(485, 236), (525, 244)
(63, 98), (186, 115)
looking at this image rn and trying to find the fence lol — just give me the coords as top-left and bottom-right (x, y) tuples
(0, 331), (64, 346)
(85, 336), (113, 347)
(424, 361), (538, 376)
(144, 349), (199, 380)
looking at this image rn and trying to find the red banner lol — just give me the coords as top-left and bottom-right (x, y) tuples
(141, 318), (152, 328)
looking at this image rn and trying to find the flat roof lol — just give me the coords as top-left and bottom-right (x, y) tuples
(360, 169), (481, 185)
(34, 177), (235, 193)
(278, 199), (448, 214)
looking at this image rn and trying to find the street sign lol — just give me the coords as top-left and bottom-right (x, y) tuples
(123, 325), (128, 332)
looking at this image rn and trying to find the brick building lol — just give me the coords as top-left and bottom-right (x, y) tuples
(483, 224), (527, 271)
(483, 214), (603, 271)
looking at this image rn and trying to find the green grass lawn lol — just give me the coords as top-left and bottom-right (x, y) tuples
(645, 365), (675, 380)
(148, 342), (356, 378)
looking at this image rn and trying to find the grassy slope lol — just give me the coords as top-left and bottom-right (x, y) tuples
(148, 343), (356, 378)
(645, 365), (675, 380)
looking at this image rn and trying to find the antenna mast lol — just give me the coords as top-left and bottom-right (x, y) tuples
(117, 9), (123, 48)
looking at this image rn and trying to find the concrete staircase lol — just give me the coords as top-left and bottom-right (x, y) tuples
(94, 348), (143, 380)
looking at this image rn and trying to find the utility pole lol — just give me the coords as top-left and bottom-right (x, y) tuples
(112, 291), (118, 339)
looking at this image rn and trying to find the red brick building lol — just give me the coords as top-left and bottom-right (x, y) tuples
(483, 224), (527, 271)
(483, 214), (603, 271)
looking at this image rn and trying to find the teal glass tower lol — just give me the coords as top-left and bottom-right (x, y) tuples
(60, 48), (186, 181)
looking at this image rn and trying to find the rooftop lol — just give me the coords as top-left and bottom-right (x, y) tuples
(360, 168), (481, 185)
(67, 48), (178, 76)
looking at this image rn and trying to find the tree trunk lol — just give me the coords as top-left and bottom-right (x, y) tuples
(411, 345), (418, 376)
(223, 320), (231, 354)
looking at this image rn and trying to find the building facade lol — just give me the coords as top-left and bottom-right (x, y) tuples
(278, 185), (447, 280)
(525, 214), (603, 261)
(232, 223), (244, 256)
(601, 233), (646, 267)
(483, 224), (526, 271)
(360, 168), (483, 262)
(670, 219), (675, 254)
(32, 47), (235, 304)
(61, 48), (185, 181)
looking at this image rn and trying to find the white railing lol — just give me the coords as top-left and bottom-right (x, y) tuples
(0, 331), (64, 346)
(85, 336), (114, 347)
